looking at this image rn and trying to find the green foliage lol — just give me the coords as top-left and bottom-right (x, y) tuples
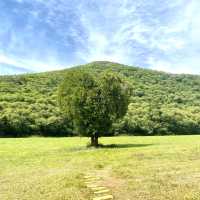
(0, 71), (72, 137)
(58, 70), (129, 145)
(1, 61), (200, 137)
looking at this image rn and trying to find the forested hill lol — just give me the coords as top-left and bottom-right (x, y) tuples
(1, 61), (200, 137)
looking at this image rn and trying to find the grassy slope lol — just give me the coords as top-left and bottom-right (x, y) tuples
(0, 136), (200, 200)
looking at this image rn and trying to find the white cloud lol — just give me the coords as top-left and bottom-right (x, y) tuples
(0, 53), (63, 72)
(72, 0), (197, 73)
(74, 1), (147, 65)
(15, 0), (24, 3)
(0, 54), (17, 66)
(149, 56), (200, 75)
(1, 0), (200, 74)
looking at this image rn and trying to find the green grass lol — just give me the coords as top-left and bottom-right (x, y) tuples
(0, 136), (200, 200)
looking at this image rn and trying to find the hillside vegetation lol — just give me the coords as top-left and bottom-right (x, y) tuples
(1, 61), (200, 137)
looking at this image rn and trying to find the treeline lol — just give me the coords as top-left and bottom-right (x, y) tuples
(1, 61), (200, 137)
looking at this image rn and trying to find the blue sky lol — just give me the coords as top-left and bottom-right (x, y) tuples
(0, 0), (200, 74)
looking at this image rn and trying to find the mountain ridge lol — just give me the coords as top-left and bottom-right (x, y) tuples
(1, 61), (200, 77)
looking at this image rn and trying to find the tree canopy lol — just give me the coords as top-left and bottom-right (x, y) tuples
(58, 70), (129, 146)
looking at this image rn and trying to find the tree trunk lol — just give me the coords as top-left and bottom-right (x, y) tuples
(94, 133), (98, 147)
(91, 135), (95, 146)
(91, 133), (99, 147)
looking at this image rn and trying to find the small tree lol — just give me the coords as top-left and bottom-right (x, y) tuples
(58, 69), (129, 147)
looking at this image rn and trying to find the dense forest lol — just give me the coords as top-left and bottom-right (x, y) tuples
(1, 61), (200, 137)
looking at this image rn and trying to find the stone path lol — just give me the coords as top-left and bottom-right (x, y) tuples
(84, 174), (114, 200)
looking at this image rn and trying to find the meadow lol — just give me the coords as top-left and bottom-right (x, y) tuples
(0, 136), (200, 200)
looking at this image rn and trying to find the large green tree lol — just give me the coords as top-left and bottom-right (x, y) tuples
(58, 70), (129, 146)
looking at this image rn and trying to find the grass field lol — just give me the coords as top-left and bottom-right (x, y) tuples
(0, 136), (200, 200)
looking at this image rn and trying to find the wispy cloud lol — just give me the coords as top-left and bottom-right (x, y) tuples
(0, 0), (200, 74)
